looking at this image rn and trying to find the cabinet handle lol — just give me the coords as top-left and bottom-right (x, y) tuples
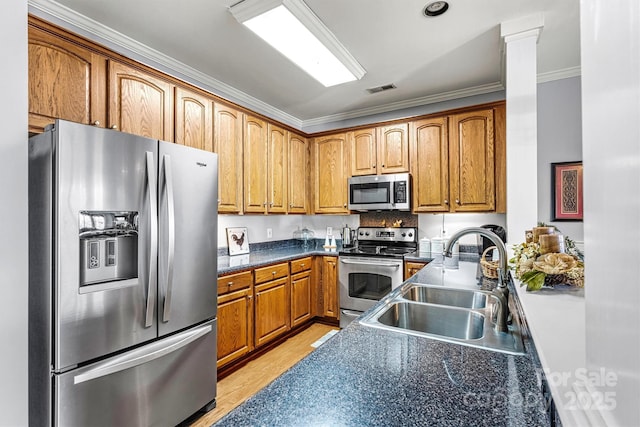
(444, 199), (449, 205)
(301, 263), (305, 267)
(381, 164), (385, 168)
(343, 204), (347, 208)
(92, 120), (100, 126)
(372, 164), (376, 168)
(272, 271), (276, 275)
(110, 124), (118, 130)
(227, 281), (233, 287)
(455, 199), (460, 204)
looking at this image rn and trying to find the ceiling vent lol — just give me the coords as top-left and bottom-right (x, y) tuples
(367, 83), (397, 94)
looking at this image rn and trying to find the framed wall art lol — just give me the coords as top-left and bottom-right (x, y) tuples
(226, 227), (249, 255)
(551, 161), (583, 221)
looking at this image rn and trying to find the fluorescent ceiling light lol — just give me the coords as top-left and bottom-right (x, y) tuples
(229, 0), (366, 87)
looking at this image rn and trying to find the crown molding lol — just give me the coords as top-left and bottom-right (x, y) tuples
(300, 82), (505, 127)
(537, 66), (581, 83)
(27, 0), (303, 129)
(27, 0), (582, 130)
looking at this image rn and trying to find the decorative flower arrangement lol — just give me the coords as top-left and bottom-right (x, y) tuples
(509, 224), (584, 292)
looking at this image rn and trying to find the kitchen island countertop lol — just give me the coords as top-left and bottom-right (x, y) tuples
(212, 260), (550, 426)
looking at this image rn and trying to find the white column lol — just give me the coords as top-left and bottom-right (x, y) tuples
(0, 0), (28, 425)
(501, 15), (543, 245)
(581, 1), (640, 425)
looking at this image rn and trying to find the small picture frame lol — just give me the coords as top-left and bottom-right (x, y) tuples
(226, 227), (249, 255)
(551, 161), (583, 221)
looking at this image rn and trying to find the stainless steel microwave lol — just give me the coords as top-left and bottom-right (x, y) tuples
(348, 173), (411, 211)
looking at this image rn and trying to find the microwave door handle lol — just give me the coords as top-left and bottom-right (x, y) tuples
(161, 154), (175, 323)
(145, 152), (158, 328)
(339, 259), (400, 269)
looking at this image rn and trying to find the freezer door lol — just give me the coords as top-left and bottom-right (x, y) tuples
(53, 120), (158, 370)
(158, 141), (218, 336)
(54, 320), (217, 427)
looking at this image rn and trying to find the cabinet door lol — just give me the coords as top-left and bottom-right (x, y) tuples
(244, 115), (268, 213)
(404, 261), (427, 280)
(214, 103), (244, 213)
(217, 288), (253, 368)
(321, 257), (339, 319)
(349, 128), (377, 176)
(288, 133), (309, 214)
(254, 277), (290, 347)
(28, 25), (107, 133)
(175, 86), (213, 151)
(411, 117), (450, 212)
(313, 134), (349, 214)
(108, 60), (174, 141)
(377, 123), (409, 174)
(267, 124), (288, 213)
(290, 271), (312, 328)
(449, 109), (495, 212)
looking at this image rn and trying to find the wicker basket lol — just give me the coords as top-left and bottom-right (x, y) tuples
(480, 246), (499, 279)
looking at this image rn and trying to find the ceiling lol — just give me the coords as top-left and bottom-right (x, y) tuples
(29, 0), (581, 129)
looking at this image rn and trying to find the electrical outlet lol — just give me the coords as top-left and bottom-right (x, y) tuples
(326, 226), (332, 236)
(267, 228), (272, 238)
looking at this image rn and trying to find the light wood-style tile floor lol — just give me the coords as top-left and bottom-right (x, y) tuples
(189, 323), (339, 427)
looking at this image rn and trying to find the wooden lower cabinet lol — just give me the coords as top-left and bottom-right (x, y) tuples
(321, 256), (339, 319)
(404, 261), (428, 280)
(216, 270), (253, 368)
(254, 263), (290, 348)
(217, 288), (253, 368)
(290, 257), (313, 327)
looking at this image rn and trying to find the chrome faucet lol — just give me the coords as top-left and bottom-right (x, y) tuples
(444, 227), (510, 333)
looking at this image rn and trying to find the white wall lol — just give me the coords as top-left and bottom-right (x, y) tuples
(581, 1), (640, 425)
(418, 213), (506, 246)
(0, 1), (29, 425)
(218, 214), (359, 248)
(537, 76), (584, 241)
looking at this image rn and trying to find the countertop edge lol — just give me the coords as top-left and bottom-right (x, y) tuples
(512, 280), (610, 426)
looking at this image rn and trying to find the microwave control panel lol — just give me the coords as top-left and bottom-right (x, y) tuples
(394, 181), (407, 203)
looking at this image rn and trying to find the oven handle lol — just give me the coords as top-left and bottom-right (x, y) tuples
(339, 259), (400, 268)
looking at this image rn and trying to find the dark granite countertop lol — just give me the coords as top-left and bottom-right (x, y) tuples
(212, 260), (549, 427)
(217, 240), (340, 275)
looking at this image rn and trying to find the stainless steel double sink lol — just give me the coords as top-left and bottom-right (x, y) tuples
(359, 283), (526, 355)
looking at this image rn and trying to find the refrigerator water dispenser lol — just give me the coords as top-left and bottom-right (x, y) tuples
(79, 211), (138, 291)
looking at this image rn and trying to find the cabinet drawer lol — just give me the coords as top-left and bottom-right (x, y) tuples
(290, 257), (312, 274)
(254, 263), (289, 284)
(217, 270), (253, 296)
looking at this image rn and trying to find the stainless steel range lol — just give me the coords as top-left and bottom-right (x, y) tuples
(338, 227), (417, 328)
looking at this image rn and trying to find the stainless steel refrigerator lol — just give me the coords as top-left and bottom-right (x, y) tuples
(29, 119), (218, 426)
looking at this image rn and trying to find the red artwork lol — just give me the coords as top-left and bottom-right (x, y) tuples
(552, 161), (583, 221)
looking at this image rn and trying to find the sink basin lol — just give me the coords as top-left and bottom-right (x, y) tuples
(378, 302), (484, 340)
(359, 283), (526, 355)
(401, 284), (487, 309)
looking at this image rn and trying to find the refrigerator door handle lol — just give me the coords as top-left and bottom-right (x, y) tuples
(73, 323), (212, 385)
(145, 151), (158, 328)
(162, 154), (175, 323)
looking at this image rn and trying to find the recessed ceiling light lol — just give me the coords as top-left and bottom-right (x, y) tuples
(423, 1), (449, 17)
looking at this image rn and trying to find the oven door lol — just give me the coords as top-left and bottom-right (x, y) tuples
(338, 256), (403, 313)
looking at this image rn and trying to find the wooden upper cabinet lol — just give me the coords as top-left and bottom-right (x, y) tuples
(411, 117), (450, 212)
(288, 133), (309, 214)
(267, 124), (288, 213)
(214, 103), (244, 214)
(349, 124), (409, 176)
(449, 109), (495, 212)
(28, 25), (107, 133)
(349, 128), (377, 176)
(313, 134), (350, 214)
(174, 86), (213, 151)
(243, 115), (268, 213)
(108, 60), (174, 141)
(377, 123), (409, 174)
